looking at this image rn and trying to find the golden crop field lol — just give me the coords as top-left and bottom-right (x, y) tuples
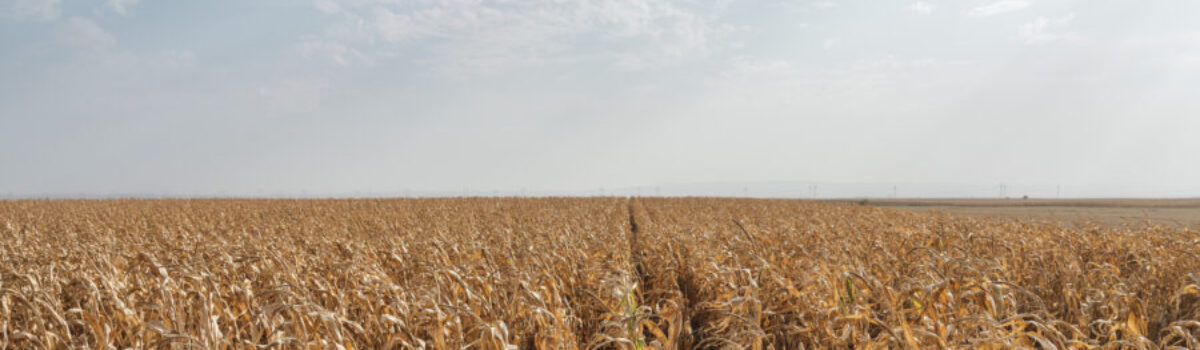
(3, 198), (1200, 349)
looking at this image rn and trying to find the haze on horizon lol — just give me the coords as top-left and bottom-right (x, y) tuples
(2, 0), (1199, 198)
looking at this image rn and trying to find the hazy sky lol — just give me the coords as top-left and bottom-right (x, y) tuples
(2, 0), (1199, 197)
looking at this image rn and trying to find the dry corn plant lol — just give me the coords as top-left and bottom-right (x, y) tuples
(2, 198), (1199, 349)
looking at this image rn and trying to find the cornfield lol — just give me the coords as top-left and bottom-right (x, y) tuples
(2, 198), (1199, 349)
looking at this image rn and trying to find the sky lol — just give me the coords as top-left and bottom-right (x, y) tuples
(1, 0), (1199, 198)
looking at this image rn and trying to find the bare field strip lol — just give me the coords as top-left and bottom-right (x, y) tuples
(864, 198), (1200, 228)
(860, 198), (1200, 208)
(4, 198), (1200, 348)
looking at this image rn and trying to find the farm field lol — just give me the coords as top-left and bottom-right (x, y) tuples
(867, 198), (1200, 228)
(3, 198), (1200, 349)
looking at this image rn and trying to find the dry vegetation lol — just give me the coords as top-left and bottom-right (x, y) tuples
(2, 198), (1200, 349)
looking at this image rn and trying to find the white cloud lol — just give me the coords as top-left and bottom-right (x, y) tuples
(1018, 13), (1082, 45)
(53, 17), (197, 72)
(372, 7), (434, 43)
(59, 17), (117, 52)
(908, 2), (935, 14)
(315, 0), (720, 73)
(3, 0), (60, 21)
(104, 0), (140, 16)
(966, 0), (1029, 17)
(313, 0), (341, 14)
(298, 38), (372, 66)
